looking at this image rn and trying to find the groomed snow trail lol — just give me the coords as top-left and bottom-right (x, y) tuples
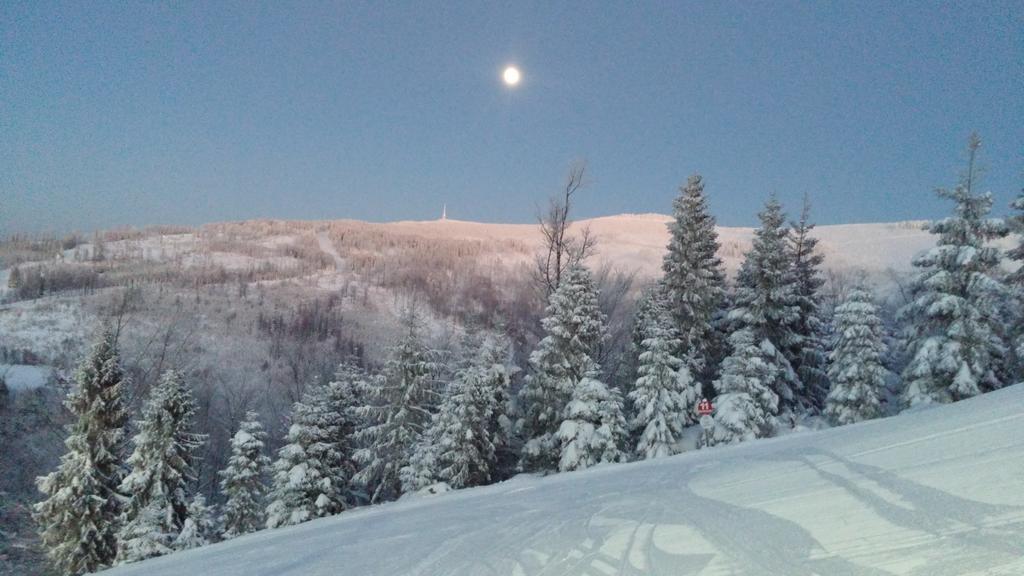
(104, 385), (1024, 576)
(316, 231), (345, 271)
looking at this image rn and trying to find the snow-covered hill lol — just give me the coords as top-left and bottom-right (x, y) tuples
(381, 215), (944, 280)
(104, 384), (1024, 576)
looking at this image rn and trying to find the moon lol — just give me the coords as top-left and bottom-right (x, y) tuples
(502, 66), (521, 87)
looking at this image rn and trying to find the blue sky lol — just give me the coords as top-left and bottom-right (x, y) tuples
(2, 1), (1021, 233)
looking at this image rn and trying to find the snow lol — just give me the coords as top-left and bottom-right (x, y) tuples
(103, 383), (1024, 576)
(0, 364), (52, 390)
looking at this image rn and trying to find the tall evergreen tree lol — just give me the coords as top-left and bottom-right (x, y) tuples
(219, 411), (271, 539)
(702, 329), (780, 446)
(266, 379), (352, 528)
(824, 288), (888, 425)
(789, 196), (830, 409)
(173, 494), (215, 551)
(35, 330), (130, 575)
(118, 369), (206, 564)
(729, 196), (803, 414)
(403, 331), (514, 491)
(518, 265), (606, 472)
(557, 374), (627, 472)
(629, 304), (699, 460)
(354, 309), (438, 503)
(901, 134), (1009, 406)
(661, 174), (727, 382)
(1005, 188), (1024, 377)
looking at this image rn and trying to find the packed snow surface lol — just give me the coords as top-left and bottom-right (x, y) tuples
(106, 384), (1024, 576)
(0, 364), (52, 390)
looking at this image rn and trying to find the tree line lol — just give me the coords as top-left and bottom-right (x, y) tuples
(32, 135), (1024, 574)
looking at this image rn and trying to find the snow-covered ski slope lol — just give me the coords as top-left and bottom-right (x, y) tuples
(105, 385), (1024, 576)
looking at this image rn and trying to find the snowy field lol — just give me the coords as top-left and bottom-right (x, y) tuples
(104, 384), (1024, 576)
(0, 364), (52, 391)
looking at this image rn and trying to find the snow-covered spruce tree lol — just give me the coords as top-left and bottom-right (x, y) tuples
(729, 196), (803, 415)
(901, 134), (1009, 406)
(557, 374), (627, 472)
(789, 196), (830, 409)
(824, 288), (888, 425)
(266, 380), (351, 528)
(625, 284), (667, 387)
(322, 361), (363, 500)
(354, 308), (438, 503)
(661, 174), (728, 382)
(35, 330), (129, 576)
(218, 411), (271, 539)
(702, 329), (780, 446)
(518, 265), (606, 472)
(1005, 188), (1024, 377)
(118, 369), (206, 564)
(403, 330), (514, 491)
(629, 303), (700, 460)
(174, 494), (216, 551)
(478, 331), (517, 480)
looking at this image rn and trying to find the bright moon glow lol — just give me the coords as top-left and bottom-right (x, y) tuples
(503, 66), (521, 86)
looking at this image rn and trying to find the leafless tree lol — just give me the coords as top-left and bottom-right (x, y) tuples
(534, 161), (597, 296)
(592, 263), (637, 384)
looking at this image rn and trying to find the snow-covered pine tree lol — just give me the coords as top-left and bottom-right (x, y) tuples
(477, 331), (517, 480)
(174, 494), (215, 551)
(824, 287), (888, 425)
(789, 196), (830, 409)
(219, 411), (271, 539)
(702, 329), (780, 446)
(326, 361), (363, 495)
(661, 174), (728, 382)
(518, 265), (606, 472)
(729, 196), (803, 416)
(402, 329), (514, 491)
(265, 380), (351, 528)
(901, 134), (1009, 406)
(116, 500), (171, 563)
(34, 331), (129, 575)
(557, 374), (627, 472)
(118, 369), (206, 564)
(625, 284), (667, 389)
(1005, 188), (1024, 377)
(354, 308), (438, 503)
(629, 302), (700, 460)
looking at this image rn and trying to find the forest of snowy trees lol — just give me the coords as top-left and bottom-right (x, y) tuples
(31, 136), (1024, 574)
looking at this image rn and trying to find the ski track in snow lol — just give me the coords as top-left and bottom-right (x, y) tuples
(315, 230), (345, 271)
(104, 385), (1024, 576)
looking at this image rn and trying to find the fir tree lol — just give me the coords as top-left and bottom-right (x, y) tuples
(789, 196), (830, 409)
(824, 288), (888, 425)
(34, 330), (129, 576)
(174, 494), (216, 551)
(557, 375), (627, 472)
(354, 309), (438, 503)
(219, 411), (271, 539)
(403, 331), (513, 491)
(729, 196), (803, 414)
(625, 284), (668, 393)
(661, 174), (727, 382)
(478, 331), (518, 480)
(629, 307), (699, 460)
(118, 369), (206, 564)
(518, 265), (606, 472)
(702, 329), (780, 446)
(322, 361), (363, 502)
(901, 134), (1009, 406)
(1005, 188), (1024, 376)
(266, 380), (351, 528)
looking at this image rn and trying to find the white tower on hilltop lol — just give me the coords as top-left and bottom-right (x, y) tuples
(441, 204), (447, 221)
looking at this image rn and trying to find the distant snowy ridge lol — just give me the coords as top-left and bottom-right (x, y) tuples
(103, 382), (1024, 576)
